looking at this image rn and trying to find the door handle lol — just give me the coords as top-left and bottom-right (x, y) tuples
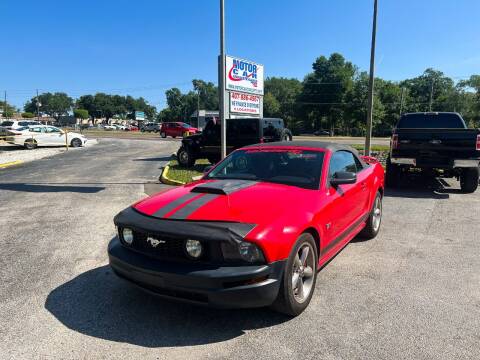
(361, 182), (367, 190)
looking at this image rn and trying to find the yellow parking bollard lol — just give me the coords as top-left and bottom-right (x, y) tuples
(64, 129), (69, 151)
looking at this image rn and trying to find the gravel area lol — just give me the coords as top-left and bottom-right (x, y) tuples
(0, 139), (98, 165)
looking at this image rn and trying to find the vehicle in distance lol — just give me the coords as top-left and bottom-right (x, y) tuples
(0, 120), (41, 131)
(177, 117), (293, 167)
(109, 141), (384, 316)
(387, 112), (480, 193)
(141, 122), (160, 133)
(160, 122), (199, 139)
(313, 130), (330, 136)
(6, 125), (87, 149)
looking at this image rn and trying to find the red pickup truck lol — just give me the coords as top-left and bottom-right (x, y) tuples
(159, 122), (199, 139)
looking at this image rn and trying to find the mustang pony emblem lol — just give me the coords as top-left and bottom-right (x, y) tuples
(146, 237), (166, 248)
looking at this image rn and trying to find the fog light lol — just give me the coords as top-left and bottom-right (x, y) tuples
(185, 239), (202, 259)
(238, 241), (264, 263)
(122, 228), (134, 245)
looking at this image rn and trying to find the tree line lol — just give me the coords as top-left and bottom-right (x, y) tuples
(159, 53), (480, 136)
(2, 52), (479, 134)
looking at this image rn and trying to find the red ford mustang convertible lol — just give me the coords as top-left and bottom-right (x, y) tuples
(109, 141), (385, 315)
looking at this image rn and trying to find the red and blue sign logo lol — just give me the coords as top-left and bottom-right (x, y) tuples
(228, 59), (258, 87)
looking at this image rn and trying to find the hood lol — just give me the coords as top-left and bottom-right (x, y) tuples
(134, 179), (314, 225)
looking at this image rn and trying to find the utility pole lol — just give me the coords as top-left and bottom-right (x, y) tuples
(429, 79), (435, 112)
(36, 89), (40, 122)
(219, 0), (227, 159)
(365, 0), (378, 157)
(3, 91), (6, 120)
(399, 87), (405, 116)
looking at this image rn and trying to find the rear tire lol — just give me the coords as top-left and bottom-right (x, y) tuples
(271, 233), (318, 316)
(359, 191), (383, 240)
(460, 167), (479, 193)
(70, 138), (82, 148)
(386, 156), (400, 188)
(160, 132), (167, 138)
(177, 146), (195, 168)
(24, 139), (37, 150)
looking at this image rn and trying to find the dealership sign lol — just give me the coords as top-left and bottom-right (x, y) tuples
(230, 92), (260, 115)
(225, 55), (264, 95)
(135, 111), (145, 121)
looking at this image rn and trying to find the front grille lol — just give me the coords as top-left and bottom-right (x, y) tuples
(123, 229), (215, 262)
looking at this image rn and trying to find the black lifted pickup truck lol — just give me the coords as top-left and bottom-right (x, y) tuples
(387, 112), (480, 193)
(177, 117), (292, 167)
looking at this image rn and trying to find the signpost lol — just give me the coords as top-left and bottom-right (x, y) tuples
(218, 1), (264, 159)
(225, 56), (264, 96)
(230, 92), (260, 115)
(135, 111), (145, 121)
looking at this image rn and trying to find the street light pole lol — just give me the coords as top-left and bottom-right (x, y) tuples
(36, 89), (40, 122)
(219, 0), (227, 159)
(365, 0), (378, 157)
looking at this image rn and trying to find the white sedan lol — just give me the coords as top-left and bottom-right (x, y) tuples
(6, 125), (87, 150)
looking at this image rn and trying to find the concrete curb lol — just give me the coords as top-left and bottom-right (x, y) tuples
(160, 165), (186, 186)
(0, 160), (24, 169)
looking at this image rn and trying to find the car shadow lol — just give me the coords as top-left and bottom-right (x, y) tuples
(0, 183), (105, 193)
(45, 265), (290, 348)
(384, 174), (463, 199)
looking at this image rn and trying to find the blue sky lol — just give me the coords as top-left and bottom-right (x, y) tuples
(2, 0), (479, 109)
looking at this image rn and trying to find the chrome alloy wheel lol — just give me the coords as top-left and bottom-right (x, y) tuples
(372, 196), (382, 232)
(292, 243), (315, 303)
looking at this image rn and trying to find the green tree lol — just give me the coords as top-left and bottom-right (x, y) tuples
(0, 101), (16, 118)
(24, 92), (73, 120)
(298, 53), (356, 134)
(73, 109), (89, 120)
(264, 77), (302, 132)
(21, 112), (35, 118)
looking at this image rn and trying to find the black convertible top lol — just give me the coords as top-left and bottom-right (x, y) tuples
(243, 140), (356, 153)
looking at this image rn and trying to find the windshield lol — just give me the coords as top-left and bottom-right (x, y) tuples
(207, 149), (325, 190)
(398, 113), (467, 129)
(182, 123), (191, 128)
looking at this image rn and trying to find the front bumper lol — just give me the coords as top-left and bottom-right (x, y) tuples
(108, 237), (285, 308)
(391, 157), (480, 168)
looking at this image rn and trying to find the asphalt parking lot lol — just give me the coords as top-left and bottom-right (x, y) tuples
(0, 138), (479, 359)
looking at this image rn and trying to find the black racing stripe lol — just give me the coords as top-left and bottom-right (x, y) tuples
(169, 194), (220, 219)
(152, 193), (200, 218)
(321, 213), (370, 256)
(191, 180), (257, 195)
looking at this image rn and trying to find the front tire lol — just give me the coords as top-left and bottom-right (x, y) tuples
(160, 131), (167, 138)
(271, 233), (318, 316)
(359, 191), (383, 240)
(460, 167), (479, 193)
(70, 138), (82, 148)
(24, 139), (37, 150)
(177, 146), (195, 167)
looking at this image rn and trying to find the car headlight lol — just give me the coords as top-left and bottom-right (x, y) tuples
(185, 239), (203, 259)
(121, 228), (134, 245)
(221, 241), (265, 263)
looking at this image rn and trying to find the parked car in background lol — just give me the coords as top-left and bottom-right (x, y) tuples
(103, 125), (117, 130)
(125, 125), (139, 131)
(160, 122), (199, 138)
(141, 122), (160, 132)
(387, 112), (480, 193)
(314, 130), (330, 136)
(0, 120), (41, 130)
(109, 141), (384, 315)
(177, 118), (293, 167)
(6, 125), (87, 149)
(113, 124), (127, 131)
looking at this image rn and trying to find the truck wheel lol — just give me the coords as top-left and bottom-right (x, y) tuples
(386, 156), (400, 188)
(160, 131), (166, 138)
(359, 191), (383, 240)
(177, 147), (195, 168)
(271, 233), (318, 316)
(281, 130), (292, 141)
(460, 167), (479, 193)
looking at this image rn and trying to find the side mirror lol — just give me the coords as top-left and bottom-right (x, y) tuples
(330, 171), (357, 186)
(203, 165), (213, 174)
